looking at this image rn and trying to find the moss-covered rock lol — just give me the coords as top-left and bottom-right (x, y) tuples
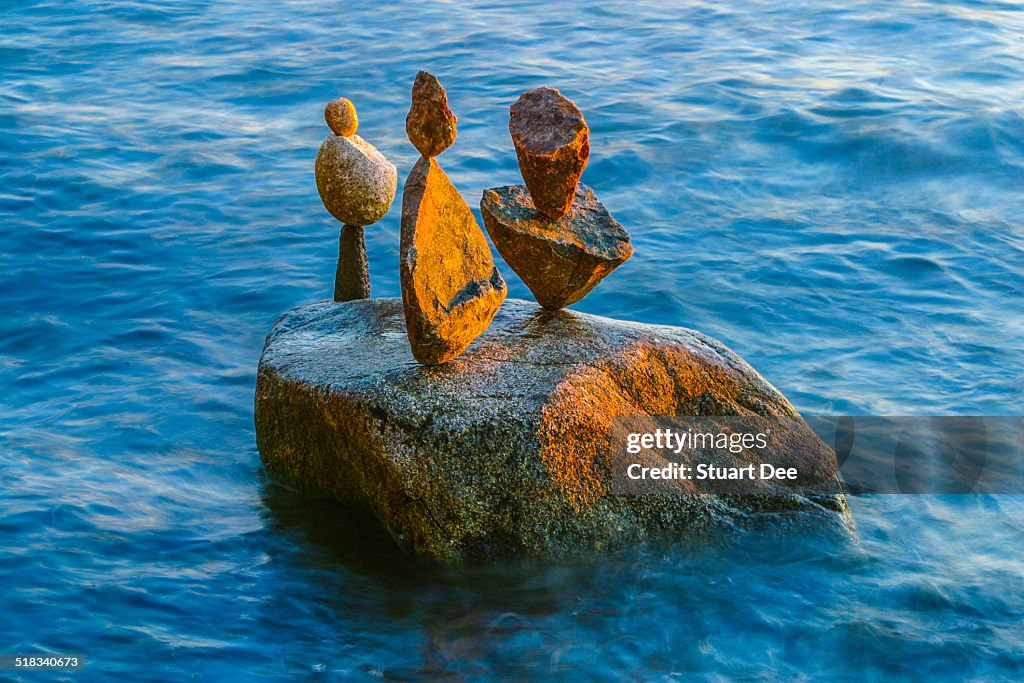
(254, 298), (849, 562)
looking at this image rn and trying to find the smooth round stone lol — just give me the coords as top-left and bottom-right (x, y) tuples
(324, 97), (358, 137)
(315, 134), (397, 227)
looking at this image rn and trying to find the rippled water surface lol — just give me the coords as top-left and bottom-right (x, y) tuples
(3, 1), (1024, 680)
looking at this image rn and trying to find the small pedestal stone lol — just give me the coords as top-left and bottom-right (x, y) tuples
(334, 225), (370, 302)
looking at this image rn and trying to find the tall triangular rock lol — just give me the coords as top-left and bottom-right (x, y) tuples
(400, 71), (505, 365)
(401, 157), (506, 364)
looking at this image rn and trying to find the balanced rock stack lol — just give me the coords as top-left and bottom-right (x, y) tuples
(399, 72), (507, 365)
(482, 88), (632, 309)
(254, 77), (853, 562)
(315, 97), (398, 301)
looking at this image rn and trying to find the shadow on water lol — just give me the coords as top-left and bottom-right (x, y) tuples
(259, 478), (413, 579)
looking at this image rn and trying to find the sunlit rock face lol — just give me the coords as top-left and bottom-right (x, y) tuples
(400, 157), (507, 365)
(255, 298), (849, 562)
(509, 87), (589, 219)
(405, 71), (457, 158)
(481, 183), (632, 309)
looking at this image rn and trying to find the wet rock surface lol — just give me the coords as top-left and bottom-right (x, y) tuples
(399, 157), (506, 364)
(509, 87), (589, 219)
(482, 183), (633, 309)
(255, 298), (850, 562)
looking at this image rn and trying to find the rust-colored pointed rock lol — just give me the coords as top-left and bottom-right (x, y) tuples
(481, 183), (632, 309)
(400, 157), (506, 365)
(406, 71), (458, 158)
(510, 87), (589, 219)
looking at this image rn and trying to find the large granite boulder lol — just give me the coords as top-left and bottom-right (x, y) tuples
(255, 298), (850, 562)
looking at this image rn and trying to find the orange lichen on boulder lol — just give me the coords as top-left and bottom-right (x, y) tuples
(538, 343), (754, 510)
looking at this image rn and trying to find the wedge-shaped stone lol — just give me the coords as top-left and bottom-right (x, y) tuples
(481, 183), (632, 309)
(509, 87), (589, 219)
(400, 157), (506, 364)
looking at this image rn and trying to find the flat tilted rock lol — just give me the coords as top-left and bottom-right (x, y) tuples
(482, 183), (633, 309)
(255, 298), (850, 562)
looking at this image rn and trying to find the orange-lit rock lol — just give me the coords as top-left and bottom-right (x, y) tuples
(406, 71), (458, 158)
(324, 97), (358, 137)
(481, 183), (632, 309)
(510, 87), (589, 219)
(399, 157), (506, 364)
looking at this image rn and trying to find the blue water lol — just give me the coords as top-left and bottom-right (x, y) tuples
(2, 0), (1023, 679)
